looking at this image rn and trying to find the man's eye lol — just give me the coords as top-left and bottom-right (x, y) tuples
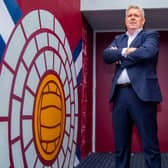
(128, 14), (139, 18)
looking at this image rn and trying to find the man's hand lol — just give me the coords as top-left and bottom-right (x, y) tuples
(126, 47), (137, 55)
(110, 46), (121, 64)
(110, 46), (118, 50)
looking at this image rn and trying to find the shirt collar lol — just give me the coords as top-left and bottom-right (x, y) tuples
(126, 28), (143, 37)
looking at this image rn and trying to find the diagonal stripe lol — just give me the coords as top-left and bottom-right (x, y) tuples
(3, 0), (22, 24)
(0, 35), (6, 62)
(75, 50), (82, 77)
(73, 38), (82, 62)
(77, 69), (82, 86)
(0, 0), (15, 43)
(0, 0), (22, 59)
(73, 38), (82, 86)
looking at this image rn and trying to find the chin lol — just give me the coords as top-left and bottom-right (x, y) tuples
(129, 27), (138, 30)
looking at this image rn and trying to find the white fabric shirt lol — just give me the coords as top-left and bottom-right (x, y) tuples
(117, 28), (143, 84)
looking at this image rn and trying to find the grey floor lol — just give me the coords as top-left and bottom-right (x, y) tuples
(75, 153), (168, 168)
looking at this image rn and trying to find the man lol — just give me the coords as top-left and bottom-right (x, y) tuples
(102, 5), (162, 168)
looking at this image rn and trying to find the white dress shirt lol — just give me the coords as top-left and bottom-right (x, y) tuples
(117, 28), (143, 84)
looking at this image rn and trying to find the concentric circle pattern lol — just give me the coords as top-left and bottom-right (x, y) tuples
(0, 9), (78, 167)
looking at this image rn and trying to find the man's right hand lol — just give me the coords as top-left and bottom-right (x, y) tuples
(126, 47), (137, 55)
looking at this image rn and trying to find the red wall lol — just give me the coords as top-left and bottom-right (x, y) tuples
(96, 31), (168, 152)
(79, 17), (93, 158)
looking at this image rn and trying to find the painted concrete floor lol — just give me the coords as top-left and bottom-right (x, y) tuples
(75, 153), (168, 168)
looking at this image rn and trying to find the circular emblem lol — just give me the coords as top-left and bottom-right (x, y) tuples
(34, 73), (65, 163)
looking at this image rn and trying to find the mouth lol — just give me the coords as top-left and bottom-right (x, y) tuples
(129, 22), (137, 26)
(129, 21), (136, 24)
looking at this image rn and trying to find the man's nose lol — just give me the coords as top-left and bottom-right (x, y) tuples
(131, 16), (136, 20)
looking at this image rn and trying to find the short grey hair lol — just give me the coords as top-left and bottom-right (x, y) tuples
(126, 5), (145, 18)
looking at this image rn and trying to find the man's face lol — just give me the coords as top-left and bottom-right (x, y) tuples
(125, 8), (145, 31)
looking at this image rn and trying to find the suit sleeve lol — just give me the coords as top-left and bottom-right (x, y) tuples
(102, 36), (124, 64)
(121, 31), (160, 68)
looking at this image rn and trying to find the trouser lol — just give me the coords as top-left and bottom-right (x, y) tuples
(112, 86), (161, 168)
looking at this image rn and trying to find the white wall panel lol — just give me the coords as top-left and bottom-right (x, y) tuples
(81, 0), (168, 11)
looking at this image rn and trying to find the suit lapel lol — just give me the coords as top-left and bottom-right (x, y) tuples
(121, 34), (128, 48)
(129, 30), (144, 47)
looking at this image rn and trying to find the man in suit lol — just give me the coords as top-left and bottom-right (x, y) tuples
(102, 5), (162, 168)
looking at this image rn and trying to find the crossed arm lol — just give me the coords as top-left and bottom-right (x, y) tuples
(111, 47), (137, 64)
(102, 31), (159, 68)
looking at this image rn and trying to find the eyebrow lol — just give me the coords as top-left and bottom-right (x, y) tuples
(127, 13), (140, 16)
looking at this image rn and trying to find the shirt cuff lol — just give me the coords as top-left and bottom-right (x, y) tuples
(122, 48), (127, 57)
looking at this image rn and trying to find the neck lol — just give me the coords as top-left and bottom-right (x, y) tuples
(128, 29), (136, 36)
(127, 28), (142, 36)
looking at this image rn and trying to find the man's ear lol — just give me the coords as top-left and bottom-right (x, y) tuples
(143, 18), (146, 26)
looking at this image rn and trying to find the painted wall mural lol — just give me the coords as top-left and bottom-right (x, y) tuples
(0, 0), (82, 167)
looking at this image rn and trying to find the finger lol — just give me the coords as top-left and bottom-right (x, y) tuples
(111, 46), (117, 50)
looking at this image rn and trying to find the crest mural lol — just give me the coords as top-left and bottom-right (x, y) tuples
(0, 1), (82, 167)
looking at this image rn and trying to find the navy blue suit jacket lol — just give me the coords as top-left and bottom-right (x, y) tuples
(103, 30), (162, 103)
